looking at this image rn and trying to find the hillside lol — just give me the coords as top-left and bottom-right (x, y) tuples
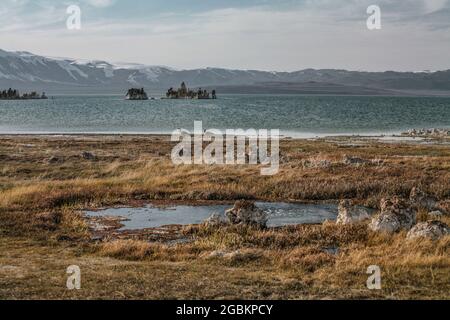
(1, 49), (450, 95)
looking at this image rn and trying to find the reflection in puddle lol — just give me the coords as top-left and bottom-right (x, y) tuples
(86, 202), (339, 230)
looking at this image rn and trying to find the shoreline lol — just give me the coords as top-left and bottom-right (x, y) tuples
(0, 132), (447, 145)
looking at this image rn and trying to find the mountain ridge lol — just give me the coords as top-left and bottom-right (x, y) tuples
(1, 49), (450, 95)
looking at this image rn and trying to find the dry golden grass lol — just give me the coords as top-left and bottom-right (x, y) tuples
(0, 135), (449, 299)
(1, 135), (449, 216)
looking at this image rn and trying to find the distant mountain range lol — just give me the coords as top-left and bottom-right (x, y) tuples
(1, 49), (450, 95)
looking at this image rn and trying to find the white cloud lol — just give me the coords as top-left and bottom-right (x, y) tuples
(424, 0), (448, 13)
(83, 0), (115, 8)
(0, 1), (449, 71)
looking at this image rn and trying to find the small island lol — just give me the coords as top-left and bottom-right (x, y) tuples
(126, 88), (149, 100)
(165, 82), (217, 99)
(0, 88), (47, 100)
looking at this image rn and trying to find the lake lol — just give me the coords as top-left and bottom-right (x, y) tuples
(0, 95), (449, 137)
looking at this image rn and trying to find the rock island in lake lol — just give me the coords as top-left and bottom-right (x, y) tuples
(165, 82), (217, 99)
(0, 88), (47, 100)
(126, 88), (149, 100)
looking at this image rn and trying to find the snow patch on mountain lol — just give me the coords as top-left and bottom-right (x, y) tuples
(0, 70), (18, 80)
(1, 49), (450, 93)
(54, 60), (88, 80)
(127, 72), (139, 85)
(140, 67), (168, 82)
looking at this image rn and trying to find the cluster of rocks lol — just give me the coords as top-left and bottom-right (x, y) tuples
(202, 249), (261, 261)
(337, 187), (449, 240)
(206, 189), (448, 241)
(342, 155), (369, 165)
(204, 200), (268, 229)
(301, 158), (331, 169)
(342, 155), (384, 166)
(302, 155), (383, 169)
(165, 82), (217, 100)
(402, 128), (450, 138)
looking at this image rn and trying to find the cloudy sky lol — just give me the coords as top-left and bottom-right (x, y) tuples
(1, 0), (449, 71)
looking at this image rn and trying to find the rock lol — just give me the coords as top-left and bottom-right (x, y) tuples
(370, 158), (384, 166)
(204, 213), (227, 227)
(407, 221), (449, 240)
(336, 200), (370, 225)
(343, 155), (368, 165)
(46, 156), (61, 164)
(402, 128), (450, 137)
(322, 246), (340, 255)
(203, 249), (261, 261)
(81, 151), (96, 160)
(410, 187), (437, 210)
(204, 250), (242, 260)
(369, 197), (416, 233)
(428, 210), (443, 217)
(225, 200), (268, 228)
(205, 250), (227, 259)
(302, 158), (331, 168)
(90, 235), (104, 241)
(369, 212), (401, 233)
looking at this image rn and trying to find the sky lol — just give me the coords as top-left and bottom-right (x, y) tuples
(1, 0), (449, 71)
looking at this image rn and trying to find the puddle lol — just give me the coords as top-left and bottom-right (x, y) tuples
(86, 202), (339, 230)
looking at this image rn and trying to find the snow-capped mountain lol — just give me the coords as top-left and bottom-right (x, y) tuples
(1, 49), (450, 94)
(0, 49), (176, 92)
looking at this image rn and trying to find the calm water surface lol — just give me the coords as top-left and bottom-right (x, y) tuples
(0, 95), (449, 136)
(86, 202), (341, 230)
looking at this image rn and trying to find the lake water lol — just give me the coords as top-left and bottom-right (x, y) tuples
(86, 202), (340, 230)
(0, 95), (449, 137)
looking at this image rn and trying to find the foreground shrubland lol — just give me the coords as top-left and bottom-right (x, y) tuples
(0, 135), (449, 299)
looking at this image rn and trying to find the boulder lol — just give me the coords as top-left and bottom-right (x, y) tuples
(380, 197), (416, 228)
(370, 158), (384, 166)
(407, 221), (449, 240)
(204, 250), (227, 259)
(428, 210), (443, 217)
(336, 200), (371, 225)
(410, 187), (437, 210)
(46, 156), (61, 164)
(369, 197), (416, 233)
(369, 212), (401, 234)
(302, 158), (331, 169)
(203, 249), (261, 261)
(81, 151), (96, 160)
(204, 213), (227, 227)
(225, 200), (268, 228)
(343, 155), (369, 165)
